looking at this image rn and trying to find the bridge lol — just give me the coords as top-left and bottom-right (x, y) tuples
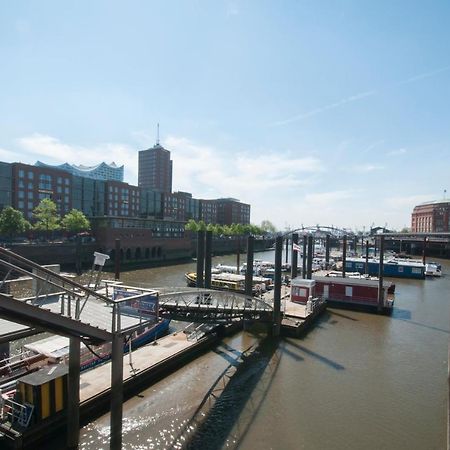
(158, 289), (274, 323)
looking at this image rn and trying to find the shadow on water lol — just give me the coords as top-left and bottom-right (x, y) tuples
(285, 339), (345, 371)
(171, 336), (280, 450)
(327, 309), (359, 321)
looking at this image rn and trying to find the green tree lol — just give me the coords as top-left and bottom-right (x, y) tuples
(185, 219), (199, 232)
(61, 209), (91, 234)
(260, 220), (277, 234)
(0, 207), (31, 238)
(33, 199), (60, 234)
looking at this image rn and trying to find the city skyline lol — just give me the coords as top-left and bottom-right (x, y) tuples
(1, 1), (449, 231)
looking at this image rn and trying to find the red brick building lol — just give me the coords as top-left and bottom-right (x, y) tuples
(411, 200), (450, 232)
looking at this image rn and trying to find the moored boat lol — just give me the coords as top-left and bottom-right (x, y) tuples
(424, 263), (442, 277)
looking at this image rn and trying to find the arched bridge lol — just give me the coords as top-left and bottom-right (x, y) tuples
(286, 225), (356, 239)
(158, 289), (274, 323)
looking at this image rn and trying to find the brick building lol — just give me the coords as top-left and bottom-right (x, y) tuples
(411, 200), (450, 232)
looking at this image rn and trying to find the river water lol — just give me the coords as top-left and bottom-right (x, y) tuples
(51, 250), (449, 449)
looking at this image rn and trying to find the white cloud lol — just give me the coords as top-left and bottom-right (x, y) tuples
(387, 148), (407, 156)
(352, 164), (384, 172)
(272, 90), (376, 126)
(384, 194), (434, 209)
(15, 134), (139, 183)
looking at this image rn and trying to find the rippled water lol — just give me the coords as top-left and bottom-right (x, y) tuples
(42, 251), (448, 449)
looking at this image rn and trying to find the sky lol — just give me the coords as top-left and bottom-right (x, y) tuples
(1, 1), (449, 232)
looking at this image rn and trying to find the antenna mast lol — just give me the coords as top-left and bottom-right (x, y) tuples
(156, 123), (160, 145)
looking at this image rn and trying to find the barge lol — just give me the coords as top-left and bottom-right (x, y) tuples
(290, 276), (394, 314)
(344, 257), (425, 279)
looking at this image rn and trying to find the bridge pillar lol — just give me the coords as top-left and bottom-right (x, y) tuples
(114, 239), (121, 281)
(377, 235), (385, 312)
(302, 235), (307, 279)
(110, 333), (124, 450)
(325, 234), (330, 269)
(422, 236), (428, 265)
(291, 233), (298, 279)
(272, 236), (282, 337)
(196, 230), (205, 288)
(67, 337), (80, 450)
(306, 235), (313, 279)
(245, 236), (254, 297)
(205, 231), (212, 289)
(342, 235), (347, 278)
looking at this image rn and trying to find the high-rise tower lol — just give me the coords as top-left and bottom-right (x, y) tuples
(138, 128), (173, 193)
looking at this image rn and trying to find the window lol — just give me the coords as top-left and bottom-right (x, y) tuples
(345, 286), (353, 297)
(18, 190), (24, 199)
(28, 171), (34, 179)
(28, 192), (33, 199)
(19, 170), (24, 178)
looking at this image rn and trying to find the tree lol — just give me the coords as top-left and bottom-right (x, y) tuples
(61, 209), (91, 234)
(33, 199), (60, 234)
(260, 220), (277, 234)
(185, 219), (199, 232)
(0, 207), (31, 238)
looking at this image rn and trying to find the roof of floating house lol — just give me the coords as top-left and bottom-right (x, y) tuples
(35, 161), (124, 181)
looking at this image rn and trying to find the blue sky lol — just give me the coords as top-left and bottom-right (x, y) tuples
(1, 1), (449, 231)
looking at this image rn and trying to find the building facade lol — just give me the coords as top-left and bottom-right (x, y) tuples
(138, 144), (173, 193)
(0, 160), (251, 227)
(411, 200), (450, 232)
(216, 198), (251, 225)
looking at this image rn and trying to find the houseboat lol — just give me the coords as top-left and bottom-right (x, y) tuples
(290, 275), (394, 314)
(344, 257), (425, 279)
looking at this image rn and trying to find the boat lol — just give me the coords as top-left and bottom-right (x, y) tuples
(292, 275), (394, 314)
(424, 263), (442, 277)
(318, 270), (396, 294)
(184, 271), (272, 293)
(22, 318), (170, 373)
(344, 257), (425, 279)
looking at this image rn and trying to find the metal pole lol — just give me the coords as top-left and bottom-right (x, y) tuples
(110, 333), (124, 450)
(422, 236), (427, 265)
(67, 337), (80, 450)
(236, 236), (241, 275)
(114, 239), (121, 281)
(291, 233), (298, 279)
(342, 235), (347, 278)
(307, 235), (313, 279)
(365, 240), (369, 275)
(245, 235), (254, 297)
(325, 234), (330, 269)
(302, 235), (307, 279)
(378, 235), (385, 312)
(204, 231), (212, 289)
(272, 236), (282, 337)
(285, 236), (289, 264)
(196, 230), (205, 288)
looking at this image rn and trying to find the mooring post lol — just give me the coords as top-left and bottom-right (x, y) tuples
(325, 234), (330, 269)
(422, 236), (427, 265)
(110, 333), (124, 450)
(75, 234), (82, 275)
(291, 233), (298, 279)
(245, 235), (254, 297)
(307, 235), (313, 279)
(342, 235), (347, 278)
(285, 236), (289, 264)
(272, 236), (282, 337)
(236, 236), (241, 275)
(114, 238), (121, 281)
(67, 337), (80, 450)
(365, 240), (370, 275)
(377, 235), (385, 312)
(196, 230), (205, 288)
(204, 230), (212, 289)
(302, 235), (307, 279)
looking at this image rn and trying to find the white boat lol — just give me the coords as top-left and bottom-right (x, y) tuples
(425, 263), (442, 277)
